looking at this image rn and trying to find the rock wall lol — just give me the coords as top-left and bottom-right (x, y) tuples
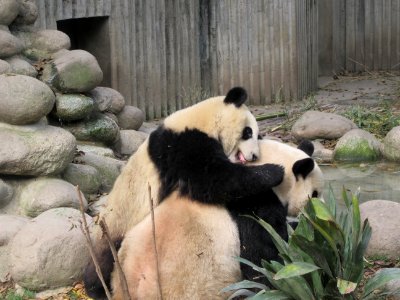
(0, 0), (150, 291)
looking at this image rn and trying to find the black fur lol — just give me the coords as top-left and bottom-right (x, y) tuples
(297, 140), (314, 156)
(148, 126), (284, 205)
(292, 158), (315, 180)
(84, 238), (122, 299)
(224, 87), (248, 107)
(229, 191), (288, 284)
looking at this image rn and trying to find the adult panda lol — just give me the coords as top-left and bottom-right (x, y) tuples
(111, 139), (324, 300)
(84, 87), (284, 298)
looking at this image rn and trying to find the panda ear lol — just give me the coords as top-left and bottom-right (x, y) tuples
(224, 87), (248, 107)
(292, 158), (314, 180)
(297, 140), (314, 156)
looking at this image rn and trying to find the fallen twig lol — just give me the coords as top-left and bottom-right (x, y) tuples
(256, 111), (287, 121)
(148, 184), (163, 300)
(99, 220), (131, 300)
(77, 186), (112, 300)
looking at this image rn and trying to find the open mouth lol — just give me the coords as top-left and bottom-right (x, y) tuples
(236, 151), (248, 164)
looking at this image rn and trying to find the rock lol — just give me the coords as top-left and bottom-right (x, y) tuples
(62, 113), (120, 145)
(62, 163), (101, 195)
(10, 208), (92, 291)
(0, 74), (55, 125)
(117, 105), (145, 130)
(0, 29), (23, 58)
(52, 93), (94, 122)
(76, 143), (115, 158)
(312, 140), (333, 163)
(360, 200), (400, 259)
(292, 111), (357, 140)
(13, 29), (70, 60)
(88, 86), (126, 114)
(333, 129), (381, 162)
(19, 178), (87, 217)
(383, 126), (400, 162)
(113, 130), (148, 155)
(74, 152), (125, 192)
(5, 55), (37, 76)
(0, 122), (76, 176)
(0, 215), (29, 282)
(0, 59), (11, 74)
(138, 122), (158, 135)
(0, 179), (14, 208)
(0, 0), (19, 25)
(41, 49), (102, 93)
(13, 0), (38, 25)
(104, 111), (118, 124)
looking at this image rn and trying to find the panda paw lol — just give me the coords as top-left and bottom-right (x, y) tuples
(255, 163), (284, 188)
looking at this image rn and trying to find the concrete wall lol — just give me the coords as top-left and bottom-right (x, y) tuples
(35, 0), (318, 119)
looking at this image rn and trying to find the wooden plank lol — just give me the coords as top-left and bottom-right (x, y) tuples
(263, 0), (272, 103)
(364, 0), (373, 70)
(128, 0), (137, 108)
(288, 0), (297, 100)
(381, 0), (390, 70)
(158, 0), (168, 116)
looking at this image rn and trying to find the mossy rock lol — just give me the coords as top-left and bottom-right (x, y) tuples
(52, 93), (94, 121)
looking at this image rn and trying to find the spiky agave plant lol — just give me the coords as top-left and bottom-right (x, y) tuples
(223, 188), (400, 300)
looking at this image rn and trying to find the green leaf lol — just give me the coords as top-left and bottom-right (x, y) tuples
(222, 280), (268, 293)
(311, 198), (335, 222)
(226, 289), (255, 300)
(249, 290), (292, 300)
(273, 262), (320, 280)
(337, 278), (357, 295)
(235, 257), (269, 278)
(341, 187), (351, 208)
(325, 185), (337, 217)
(363, 268), (400, 298)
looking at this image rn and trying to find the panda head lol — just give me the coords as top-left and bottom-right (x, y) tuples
(163, 87), (260, 163)
(251, 139), (324, 216)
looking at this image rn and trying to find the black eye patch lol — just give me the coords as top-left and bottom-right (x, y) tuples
(242, 127), (253, 140)
(312, 190), (318, 198)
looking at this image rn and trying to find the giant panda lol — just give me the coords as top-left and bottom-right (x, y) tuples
(84, 87), (285, 298)
(111, 139), (324, 299)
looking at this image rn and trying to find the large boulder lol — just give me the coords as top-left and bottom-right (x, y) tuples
(5, 55), (37, 76)
(292, 111), (357, 140)
(19, 178), (88, 217)
(0, 122), (76, 176)
(13, 29), (70, 60)
(0, 0), (19, 25)
(382, 126), (400, 162)
(333, 129), (381, 162)
(113, 130), (148, 155)
(10, 208), (92, 291)
(0, 74), (55, 125)
(117, 105), (145, 130)
(41, 49), (103, 93)
(360, 200), (400, 259)
(0, 214), (29, 282)
(13, 0), (38, 25)
(0, 179), (13, 208)
(0, 59), (11, 74)
(76, 143), (115, 158)
(62, 163), (101, 195)
(0, 29), (23, 58)
(52, 93), (95, 122)
(88, 87), (126, 114)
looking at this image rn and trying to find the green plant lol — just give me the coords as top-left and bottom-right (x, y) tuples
(4, 288), (35, 300)
(223, 188), (400, 299)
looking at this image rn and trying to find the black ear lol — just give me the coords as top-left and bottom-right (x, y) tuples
(292, 158), (314, 180)
(224, 87), (248, 107)
(297, 140), (314, 156)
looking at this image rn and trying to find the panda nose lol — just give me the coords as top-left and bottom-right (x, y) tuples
(252, 154), (258, 161)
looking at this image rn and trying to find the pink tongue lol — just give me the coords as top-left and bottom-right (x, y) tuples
(238, 152), (246, 163)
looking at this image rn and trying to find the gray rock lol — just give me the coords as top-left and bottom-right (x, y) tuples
(62, 163), (101, 195)
(0, 179), (13, 208)
(74, 152), (125, 192)
(138, 122), (158, 135)
(63, 113), (120, 145)
(104, 111), (118, 124)
(52, 93), (94, 121)
(312, 140), (333, 163)
(76, 143), (115, 158)
(0, 122), (76, 176)
(0, 214), (29, 282)
(19, 178), (87, 217)
(334, 129), (381, 162)
(13, 0), (38, 25)
(0, 29), (23, 58)
(292, 111), (357, 140)
(113, 130), (148, 155)
(0, 0), (19, 25)
(88, 195), (108, 216)
(5, 55), (36, 76)
(383, 126), (400, 162)
(13, 29), (70, 60)
(0, 74), (55, 125)
(89, 86), (126, 114)
(10, 208), (92, 291)
(117, 105), (145, 130)
(41, 49), (102, 93)
(360, 200), (400, 259)
(0, 59), (11, 74)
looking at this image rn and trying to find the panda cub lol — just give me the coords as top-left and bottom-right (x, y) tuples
(111, 140), (324, 299)
(84, 87), (284, 298)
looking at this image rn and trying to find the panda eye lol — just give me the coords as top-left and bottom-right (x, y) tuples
(242, 127), (253, 140)
(258, 134), (262, 140)
(312, 191), (319, 198)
